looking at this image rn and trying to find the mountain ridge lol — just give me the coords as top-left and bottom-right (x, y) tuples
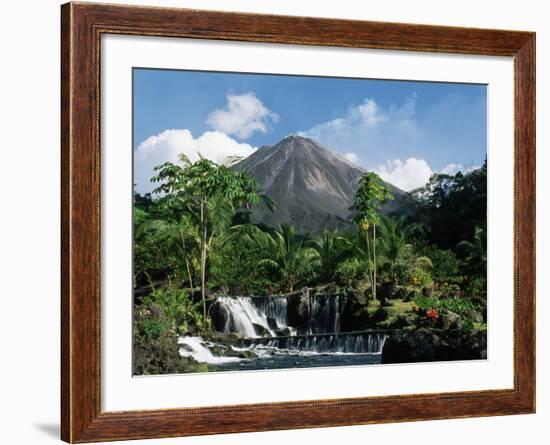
(233, 135), (405, 233)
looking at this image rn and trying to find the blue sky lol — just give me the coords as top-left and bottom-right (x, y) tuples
(133, 68), (486, 193)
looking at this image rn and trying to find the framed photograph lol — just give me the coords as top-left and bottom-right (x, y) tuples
(61, 2), (535, 442)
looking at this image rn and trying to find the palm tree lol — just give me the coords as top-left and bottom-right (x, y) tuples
(457, 226), (487, 274)
(337, 229), (376, 293)
(311, 228), (342, 283)
(152, 153), (261, 317)
(350, 172), (393, 299)
(378, 217), (407, 283)
(378, 217), (433, 285)
(253, 224), (317, 292)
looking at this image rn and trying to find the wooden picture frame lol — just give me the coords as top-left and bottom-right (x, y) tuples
(61, 2), (535, 442)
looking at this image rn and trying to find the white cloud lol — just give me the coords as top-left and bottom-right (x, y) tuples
(440, 163), (480, 175)
(440, 163), (461, 175)
(134, 129), (256, 194)
(206, 92), (279, 139)
(298, 96), (417, 156)
(298, 98), (388, 142)
(374, 158), (433, 191)
(343, 152), (360, 166)
(374, 159), (483, 191)
(353, 99), (389, 127)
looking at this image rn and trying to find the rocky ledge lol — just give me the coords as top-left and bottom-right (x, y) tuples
(382, 327), (487, 364)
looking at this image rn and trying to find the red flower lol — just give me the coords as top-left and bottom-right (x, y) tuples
(426, 308), (439, 320)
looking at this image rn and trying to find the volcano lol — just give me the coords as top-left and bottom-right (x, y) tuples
(232, 135), (405, 233)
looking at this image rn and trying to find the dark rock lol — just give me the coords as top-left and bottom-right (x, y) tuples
(276, 327), (296, 337)
(252, 323), (272, 337)
(346, 287), (367, 306)
(405, 288), (420, 302)
(210, 284), (229, 294)
(386, 313), (419, 329)
(209, 300), (230, 333)
(438, 311), (464, 330)
(381, 328), (448, 363)
(287, 288), (310, 328)
(148, 302), (166, 319)
(382, 328), (487, 364)
(395, 286), (408, 300)
(340, 298), (370, 332)
(133, 305), (211, 375)
(363, 286), (373, 300)
(380, 282), (397, 299)
(369, 306), (389, 325)
(266, 317), (278, 331)
(235, 349), (258, 359)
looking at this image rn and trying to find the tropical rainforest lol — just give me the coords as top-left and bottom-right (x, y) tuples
(133, 150), (487, 374)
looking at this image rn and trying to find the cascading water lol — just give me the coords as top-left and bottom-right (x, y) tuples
(186, 293), (391, 370)
(251, 296), (289, 330)
(307, 294), (343, 334)
(210, 296), (290, 338)
(178, 336), (242, 364)
(260, 332), (387, 354)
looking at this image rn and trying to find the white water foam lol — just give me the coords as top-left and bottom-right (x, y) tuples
(177, 336), (242, 364)
(216, 296), (277, 338)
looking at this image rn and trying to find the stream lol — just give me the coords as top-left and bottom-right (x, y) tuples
(178, 293), (388, 371)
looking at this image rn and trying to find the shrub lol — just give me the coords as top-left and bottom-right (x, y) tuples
(335, 257), (367, 286)
(141, 283), (209, 335)
(138, 317), (171, 340)
(409, 267), (433, 288)
(417, 245), (461, 283)
(413, 295), (480, 319)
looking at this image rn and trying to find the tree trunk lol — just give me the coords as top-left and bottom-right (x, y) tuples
(200, 200), (207, 318)
(365, 230), (374, 299)
(179, 228), (194, 290)
(373, 223), (377, 300)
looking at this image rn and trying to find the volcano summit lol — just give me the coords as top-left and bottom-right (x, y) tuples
(233, 135), (405, 233)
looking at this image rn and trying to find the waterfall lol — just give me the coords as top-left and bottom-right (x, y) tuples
(183, 293), (392, 367)
(251, 296), (289, 329)
(203, 294), (389, 369)
(178, 336), (242, 364)
(260, 332), (388, 354)
(211, 296), (289, 338)
(211, 293), (352, 337)
(307, 294), (344, 334)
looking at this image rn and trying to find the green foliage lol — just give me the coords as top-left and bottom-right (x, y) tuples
(457, 226), (487, 276)
(377, 216), (408, 282)
(253, 224), (318, 292)
(417, 244), (461, 283)
(311, 228), (345, 283)
(335, 257), (367, 286)
(137, 215), (199, 289)
(133, 151), (487, 338)
(375, 217), (433, 286)
(141, 284), (209, 335)
(405, 159), (487, 250)
(209, 228), (273, 294)
(133, 200), (181, 287)
(409, 267), (433, 287)
(138, 317), (172, 340)
(349, 172), (394, 300)
(414, 295), (480, 318)
(350, 172), (394, 226)
(152, 154), (262, 217)
(151, 154), (263, 316)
